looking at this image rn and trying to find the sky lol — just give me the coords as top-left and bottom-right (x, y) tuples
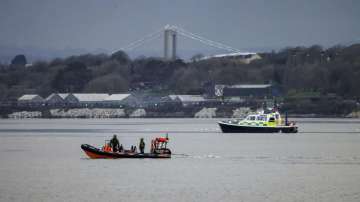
(0, 0), (359, 56)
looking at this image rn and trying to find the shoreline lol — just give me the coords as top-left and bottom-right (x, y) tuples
(2, 107), (359, 119)
(2, 113), (358, 119)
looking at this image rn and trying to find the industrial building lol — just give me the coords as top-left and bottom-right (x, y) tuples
(214, 84), (274, 98)
(18, 94), (44, 106)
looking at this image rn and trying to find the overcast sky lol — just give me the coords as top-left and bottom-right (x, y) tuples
(0, 0), (359, 54)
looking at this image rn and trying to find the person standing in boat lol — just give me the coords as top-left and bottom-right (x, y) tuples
(139, 138), (145, 154)
(110, 134), (120, 152)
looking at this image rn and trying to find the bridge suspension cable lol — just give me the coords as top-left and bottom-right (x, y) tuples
(173, 26), (241, 52)
(119, 28), (163, 52)
(117, 25), (244, 54)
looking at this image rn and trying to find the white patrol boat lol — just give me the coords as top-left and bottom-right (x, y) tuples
(218, 110), (298, 133)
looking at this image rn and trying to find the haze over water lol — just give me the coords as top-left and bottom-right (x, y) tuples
(0, 118), (360, 202)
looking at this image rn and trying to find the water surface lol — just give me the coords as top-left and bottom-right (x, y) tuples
(0, 118), (360, 202)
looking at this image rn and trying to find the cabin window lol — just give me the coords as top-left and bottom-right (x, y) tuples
(257, 116), (266, 121)
(269, 117), (275, 122)
(275, 114), (279, 119)
(247, 116), (256, 121)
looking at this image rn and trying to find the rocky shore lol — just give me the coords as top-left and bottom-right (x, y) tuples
(347, 111), (360, 118)
(8, 111), (42, 119)
(6, 107), (252, 119)
(50, 108), (126, 118)
(5, 107), (360, 119)
(194, 107), (217, 118)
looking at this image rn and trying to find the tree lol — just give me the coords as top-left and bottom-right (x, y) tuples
(91, 60), (130, 78)
(52, 62), (92, 92)
(84, 74), (129, 93)
(111, 50), (130, 64)
(190, 53), (204, 62)
(11, 54), (27, 66)
(0, 83), (8, 101)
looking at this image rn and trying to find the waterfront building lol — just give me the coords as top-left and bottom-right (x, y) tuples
(17, 94), (44, 106)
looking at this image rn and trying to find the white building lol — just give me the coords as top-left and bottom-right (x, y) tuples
(58, 93), (69, 100)
(45, 93), (66, 105)
(18, 94), (44, 106)
(65, 93), (109, 106)
(103, 94), (137, 107)
(169, 95), (205, 107)
(201, 52), (261, 64)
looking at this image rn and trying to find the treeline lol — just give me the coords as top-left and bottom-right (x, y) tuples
(0, 44), (360, 103)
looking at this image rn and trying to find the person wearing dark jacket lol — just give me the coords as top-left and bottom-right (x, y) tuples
(110, 134), (120, 152)
(139, 138), (145, 154)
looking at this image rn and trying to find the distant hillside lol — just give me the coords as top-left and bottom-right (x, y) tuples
(0, 45), (107, 64)
(1, 44), (360, 103)
(0, 44), (283, 64)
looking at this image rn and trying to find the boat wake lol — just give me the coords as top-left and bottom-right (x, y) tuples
(228, 155), (360, 165)
(172, 153), (221, 159)
(172, 154), (360, 164)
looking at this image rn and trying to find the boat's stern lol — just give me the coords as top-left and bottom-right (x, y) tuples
(280, 125), (298, 133)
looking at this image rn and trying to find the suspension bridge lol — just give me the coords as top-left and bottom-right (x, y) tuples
(119, 25), (257, 61)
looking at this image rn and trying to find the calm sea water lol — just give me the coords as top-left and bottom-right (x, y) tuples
(0, 118), (360, 202)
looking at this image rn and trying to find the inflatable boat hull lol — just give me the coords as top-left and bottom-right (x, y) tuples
(81, 144), (171, 159)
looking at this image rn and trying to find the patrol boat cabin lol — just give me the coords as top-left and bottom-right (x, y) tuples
(218, 110), (297, 133)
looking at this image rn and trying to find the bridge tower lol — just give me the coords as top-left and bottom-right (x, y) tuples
(164, 25), (177, 60)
